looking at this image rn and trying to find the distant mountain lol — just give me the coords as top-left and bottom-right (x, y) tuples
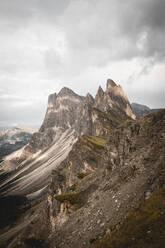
(0, 127), (35, 161)
(131, 102), (162, 119)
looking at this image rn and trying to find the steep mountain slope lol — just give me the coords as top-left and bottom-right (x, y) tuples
(92, 187), (165, 248)
(0, 79), (142, 247)
(131, 102), (162, 119)
(44, 110), (165, 248)
(0, 79), (135, 198)
(0, 127), (35, 161)
(0, 128), (76, 197)
(4, 109), (165, 248)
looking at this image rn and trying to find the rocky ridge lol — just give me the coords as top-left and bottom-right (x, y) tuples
(0, 79), (135, 197)
(0, 80), (164, 248)
(40, 79), (135, 137)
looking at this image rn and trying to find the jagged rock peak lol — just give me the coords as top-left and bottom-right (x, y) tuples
(106, 80), (130, 103)
(106, 79), (117, 90)
(84, 93), (94, 104)
(96, 86), (104, 97)
(94, 86), (104, 109)
(58, 87), (80, 98)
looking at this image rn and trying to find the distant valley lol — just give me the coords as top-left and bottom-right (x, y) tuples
(0, 127), (35, 161)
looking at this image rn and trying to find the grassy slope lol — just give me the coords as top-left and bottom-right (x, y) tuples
(91, 188), (165, 248)
(86, 136), (106, 149)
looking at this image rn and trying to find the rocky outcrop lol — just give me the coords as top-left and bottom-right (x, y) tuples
(94, 80), (136, 120)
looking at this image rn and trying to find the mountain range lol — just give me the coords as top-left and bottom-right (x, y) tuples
(0, 127), (35, 162)
(0, 102), (159, 163)
(0, 79), (164, 248)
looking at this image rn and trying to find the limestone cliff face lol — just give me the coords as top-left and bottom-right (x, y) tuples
(39, 79), (135, 138)
(40, 87), (84, 133)
(25, 79), (135, 155)
(94, 79), (135, 120)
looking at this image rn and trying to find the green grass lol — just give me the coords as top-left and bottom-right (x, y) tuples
(54, 193), (80, 205)
(91, 188), (165, 248)
(77, 172), (89, 179)
(69, 184), (77, 191)
(86, 136), (106, 150)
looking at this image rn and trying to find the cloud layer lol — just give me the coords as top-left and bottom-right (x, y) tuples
(0, 0), (165, 127)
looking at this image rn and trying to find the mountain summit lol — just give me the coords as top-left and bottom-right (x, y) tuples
(41, 79), (135, 136)
(0, 79), (134, 197)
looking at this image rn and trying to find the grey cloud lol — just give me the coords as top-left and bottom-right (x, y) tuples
(0, 93), (47, 128)
(0, 0), (70, 27)
(57, 0), (165, 62)
(1, 0), (165, 71)
(0, 0), (36, 30)
(36, 0), (71, 21)
(42, 0), (165, 80)
(0, 0), (164, 128)
(129, 87), (165, 109)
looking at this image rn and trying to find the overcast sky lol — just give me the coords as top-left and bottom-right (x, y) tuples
(0, 0), (165, 128)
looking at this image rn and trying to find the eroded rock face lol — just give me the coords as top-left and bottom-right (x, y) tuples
(46, 110), (165, 248)
(39, 79), (135, 138)
(94, 79), (136, 120)
(22, 79), (135, 157)
(40, 87), (84, 133)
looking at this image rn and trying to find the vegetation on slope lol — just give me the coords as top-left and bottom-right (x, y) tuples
(85, 136), (106, 150)
(54, 193), (80, 205)
(91, 188), (165, 248)
(77, 172), (89, 179)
